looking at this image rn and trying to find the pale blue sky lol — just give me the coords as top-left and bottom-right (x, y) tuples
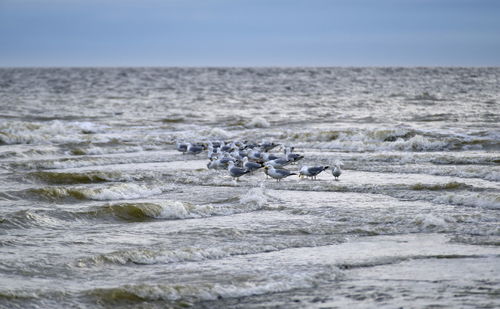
(0, 0), (499, 67)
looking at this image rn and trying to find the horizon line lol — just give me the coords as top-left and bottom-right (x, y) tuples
(1, 65), (499, 69)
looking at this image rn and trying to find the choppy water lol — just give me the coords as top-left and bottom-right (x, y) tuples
(0, 67), (499, 309)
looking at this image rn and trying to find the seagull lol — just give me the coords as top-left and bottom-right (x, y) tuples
(264, 165), (297, 182)
(299, 165), (329, 180)
(247, 149), (262, 162)
(260, 142), (279, 152)
(186, 143), (205, 155)
(242, 157), (263, 173)
(284, 146), (304, 163)
(261, 152), (280, 161)
(207, 155), (234, 170)
(227, 161), (251, 180)
(265, 157), (292, 169)
(207, 145), (219, 159)
(175, 141), (188, 154)
(220, 141), (234, 153)
(332, 163), (342, 180)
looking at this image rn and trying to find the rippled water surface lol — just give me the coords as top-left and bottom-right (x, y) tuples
(0, 67), (499, 308)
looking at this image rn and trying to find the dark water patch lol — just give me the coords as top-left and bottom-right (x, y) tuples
(89, 287), (147, 303)
(160, 117), (185, 123)
(69, 147), (87, 156)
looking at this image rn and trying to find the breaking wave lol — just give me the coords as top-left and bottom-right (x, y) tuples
(28, 171), (130, 184)
(432, 192), (500, 209)
(0, 120), (108, 145)
(27, 183), (163, 201)
(88, 269), (334, 304)
(281, 128), (499, 152)
(82, 200), (200, 221)
(0, 209), (63, 229)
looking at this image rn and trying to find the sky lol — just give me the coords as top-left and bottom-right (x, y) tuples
(0, 0), (499, 67)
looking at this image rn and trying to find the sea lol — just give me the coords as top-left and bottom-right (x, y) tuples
(0, 67), (499, 309)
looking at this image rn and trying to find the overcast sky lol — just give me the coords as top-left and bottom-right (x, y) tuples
(0, 0), (499, 67)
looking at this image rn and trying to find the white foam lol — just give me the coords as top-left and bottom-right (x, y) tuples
(73, 121), (109, 134)
(205, 127), (232, 139)
(389, 135), (448, 152)
(96, 270), (323, 301)
(0, 120), (108, 145)
(156, 200), (195, 219)
(414, 213), (450, 230)
(82, 246), (230, 266)
(245, 116), (270, 128)
(88, 183), (162, 200)
(239, 186), (268, 209)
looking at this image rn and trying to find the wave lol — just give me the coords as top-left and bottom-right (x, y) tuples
(1, 187), (272, 229)
(68, 144), (149, 156)
(9, 151), (185, 170)
(450, 235), (500, 247)
(0, 147), (59, 159)
(87, 269), (333, 304)
(27, 183), (163, 201)
(321, 152), (499, 166)
(344, 163), (500, 182)
(431, 192), (500, 209)
(175, 172), (500, 210)
(409, 182), (473, 191)
(281, 127), (499, 152)
(0, 209), (63, 229)
(79, 246), (233, 267)
(0, 200), (200, 229)
(244, 116), (271, 128)
(81, 200), (200, 221)
(86, 187), (269, 221)
(28, 171), (130, 185)
(0, 120), (109, 145)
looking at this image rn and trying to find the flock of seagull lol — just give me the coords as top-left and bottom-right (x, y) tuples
(176, 140), (343, 182)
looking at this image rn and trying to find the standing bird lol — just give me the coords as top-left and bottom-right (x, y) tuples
(261, 152), (280, 162)
(227, 161), (251, 180)
(176, 141), (188, 154)
(332, 163), (342, 180)
(247, 149), (262, 162)
(284, 146), (304, 163)
(265, 157), (292, 169)
(264, 166), (297, 182)
(186, 143), (205, 155)
(242, 157), (263, 173)
(299, 165), (329, 180)
(260, 142), (279, 152)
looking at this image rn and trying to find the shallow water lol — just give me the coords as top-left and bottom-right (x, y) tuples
(0, 67), (499, 308)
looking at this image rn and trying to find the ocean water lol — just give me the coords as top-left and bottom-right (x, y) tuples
(0, 67), (499, 308)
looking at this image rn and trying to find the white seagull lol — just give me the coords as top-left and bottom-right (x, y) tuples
(227, 161), (251, 180)
(332, 162), (343, 180)
(264, 165), (297, 182)
(299, 165), (329, 179)
(186, 143), (205, 155)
